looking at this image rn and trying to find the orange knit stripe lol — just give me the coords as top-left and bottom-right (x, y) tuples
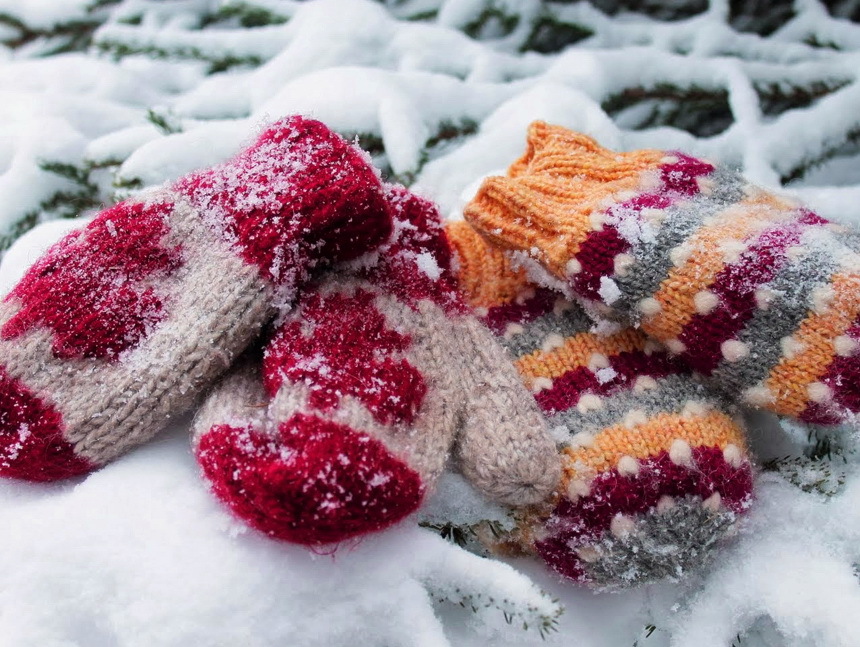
(562, 410), (746, 480)
(468, 172), (653, 279)
(469, 176), (597, 278)
(508, 122), (664, 180)
(444, 221), (530, 308)
(515, 329), (647, 386)
(765, 270), (860, 416)
(464, 125), (665, 280)
(641, 195), (800, 342)
(508, 122), (602, 178)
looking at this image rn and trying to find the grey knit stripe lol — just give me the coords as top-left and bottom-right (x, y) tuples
(547, 374), (714, 441)
(706, 228), (840, 394)
(614, 166), (746, 321)
(496, 304), (592, 358)
(580, 497), (737, 590)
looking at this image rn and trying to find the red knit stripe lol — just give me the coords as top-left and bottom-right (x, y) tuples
(0, 367), (93, 481)
(534, 349), (683, 415)
(799, 317), (860, 422)
(661, 152), (715, 195)
(571, 194), (672, 301)
(264, 288), (427, 426)
(534, 445), (753, 583)
(176, 116), (391, 286)
(678, 211), (824, 374)
(605, 348), (684, 389)
(196, 415), (424, 544)
(481, 288), (558, 336)
(533, 366), (600, 415)
(365, 186), (465, 314)
(2, 201), (182, 361)
(570, 226), (630, 301)
(798, 402), (843, 426)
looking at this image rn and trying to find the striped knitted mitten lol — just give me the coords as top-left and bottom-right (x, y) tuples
(191, 186), (560, 545)
(447, 222), (754, 589)
(465, 121), (860, 426)
(0, 116), (390, 482)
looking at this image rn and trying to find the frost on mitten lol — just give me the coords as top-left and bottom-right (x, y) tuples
(465, 121), (860, 426)
(192, 186), (560, 545)
(0, 116), (390, 482)
(446, 222), (754, 589)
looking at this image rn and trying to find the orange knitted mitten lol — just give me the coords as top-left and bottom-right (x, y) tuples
(448, 222), (754, 589)
(466, 121), (860, 426)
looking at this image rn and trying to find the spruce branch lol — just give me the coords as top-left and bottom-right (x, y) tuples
(411, 530), (562, 640)
(755, 78), (852, 116)
(632, 623), (658, 646)
(761, 427), (850, 497)
(0, 0), (120, 53)
(419, 521), (476, 549)
(0, 14), (104, 54)
(591, 0), (707, 22)
(210, 1), (291, 28)
(342, 118), (478, 186)
(603, 84), (733, 136)
(373, 0), (442, 21)
(419, 518), (511, 555)
(0, 159), (103, 252)
(521, 13), (593, 53)
(462, 4), (520, 41)
(781, 125), (860, 184)
(146, 109), (182, 136)
(0, 155), (131, 254)
(94, 37), (264, 74)
(431, 585), (562, 640)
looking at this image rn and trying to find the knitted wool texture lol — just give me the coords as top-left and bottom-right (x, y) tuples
(447, 222), (754, 588)
(465, 121), (860, 426)
(0, 116), (391, 482)
(191, 186), (561, 545)
(193, 181), (754, 587)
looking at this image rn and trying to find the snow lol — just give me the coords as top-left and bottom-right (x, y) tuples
(595, 366), (618, 385)
(0, 0), (92, 31)
(598, 276), (622, 305)
(0, 422), (560, 647)
(414, 250), (443, 280)
(3, 0), (856, 231)
(3, 0), (860, 645)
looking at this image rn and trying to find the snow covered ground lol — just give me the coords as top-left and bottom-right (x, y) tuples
(3, 1), (860, 645)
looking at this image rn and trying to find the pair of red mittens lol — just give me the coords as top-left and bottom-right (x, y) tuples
(0, 118), (558, 550)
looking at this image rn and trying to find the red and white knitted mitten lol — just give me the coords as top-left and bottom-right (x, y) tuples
(192, 186), (561, 545)
(0, 116), (390, 481)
